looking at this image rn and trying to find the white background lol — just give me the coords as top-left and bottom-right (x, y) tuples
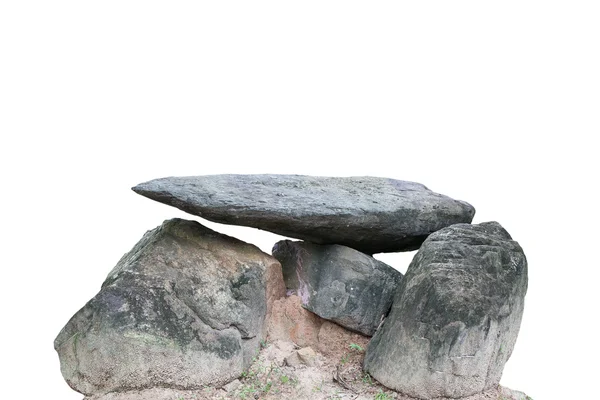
(1, 2), (598, 399)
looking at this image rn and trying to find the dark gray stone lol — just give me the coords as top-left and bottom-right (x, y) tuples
(363, 222), (528, 399)
(54, 219), (285, 396)
(272, 240), (403, 336)
(132, 174), (475, 254)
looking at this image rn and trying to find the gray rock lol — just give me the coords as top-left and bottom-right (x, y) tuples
(284, 347), (318, 368)
(272, 240), (403, 336)
(54, 218), (286, 396)
(83, 388), (209, 400)
(499, 386), (531, 400)
(222, 379), (242, 392)
(284, 352), (302, 367)
(132, 174), (475, 254)
(297, 347), (318, 367)
(363, 222), (528, 399)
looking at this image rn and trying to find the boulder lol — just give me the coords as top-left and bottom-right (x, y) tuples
(132, 174), (475, 254)
(54, 218), (285, 396)
(363, 222), (528, 399)
(272, 240), (403, 336)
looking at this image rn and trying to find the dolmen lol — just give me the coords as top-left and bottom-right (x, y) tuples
(55, 174), (528, 400)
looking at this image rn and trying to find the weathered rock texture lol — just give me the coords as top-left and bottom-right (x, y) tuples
(54, 218), (285, 396)
(132, 174), (475, 254)
(81, 381), (529, 400)
(363, 222), (528, 399)
(272, 240), (403, 335)
(266, 295), (369, 359)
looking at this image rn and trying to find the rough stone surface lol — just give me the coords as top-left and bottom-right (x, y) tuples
(284, 347), (320, 367)
(132, 174), (475, 254)
(272, 240), (403, 335)
(82, 386), (530, 400)
(266, 295), (369, 359)
(222, 379), (242, 392)
(499, 387), (531, 400)
(364, 222), (528, 399)
(81, 342), (530, 400)
(54, 218), (285, 396)
(284, 351), (302, 367)
(297, 347), (318, 366)
(262, 340), (298, 367)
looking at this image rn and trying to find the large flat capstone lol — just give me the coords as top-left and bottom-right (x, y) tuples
(132, 174), (475, 254)
(54, 218), (285, 396)
(363, 222), (528, 399)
